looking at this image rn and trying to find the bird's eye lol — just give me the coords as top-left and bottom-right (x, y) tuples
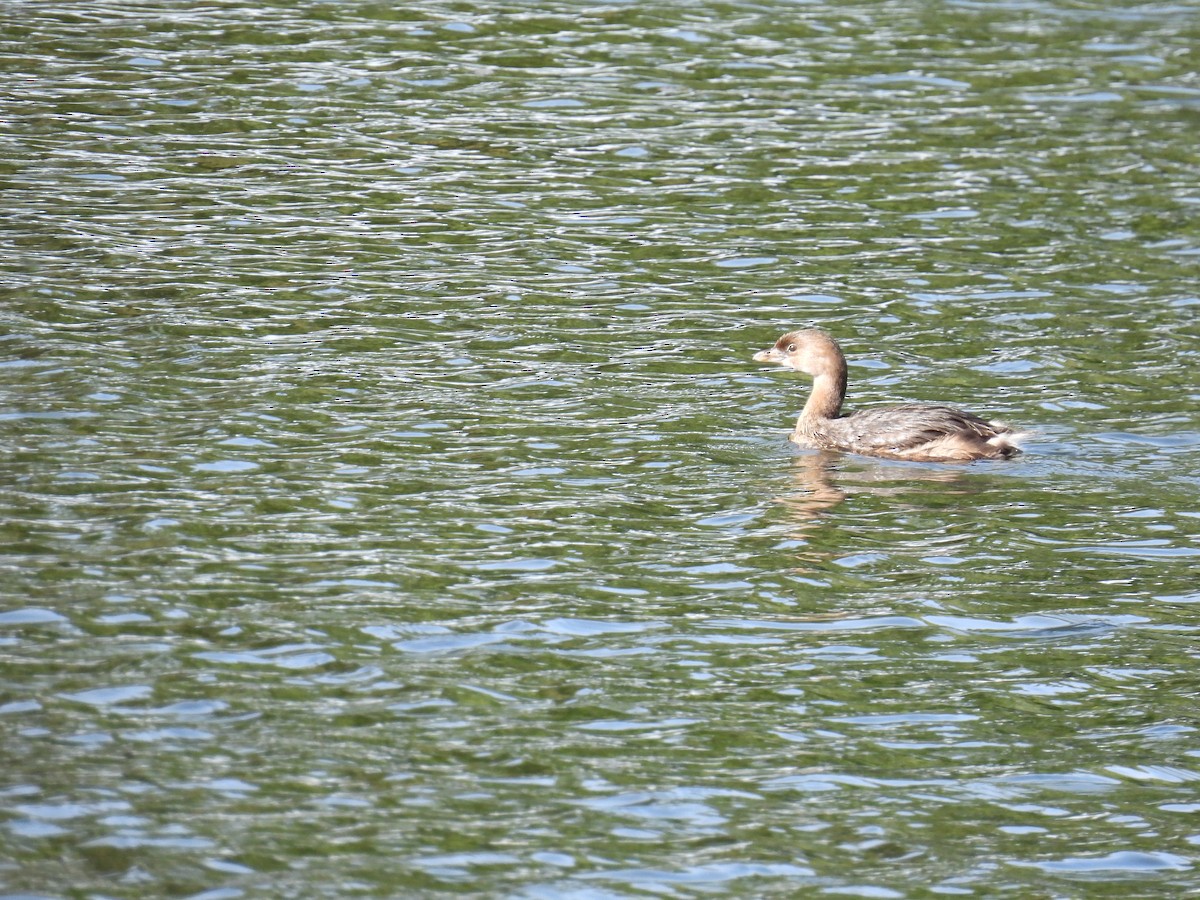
(786, 344), (796, 353)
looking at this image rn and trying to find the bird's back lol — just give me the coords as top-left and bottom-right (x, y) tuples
(803, 404), (1021, 462)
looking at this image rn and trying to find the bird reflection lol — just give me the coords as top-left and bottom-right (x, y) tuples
(779, 450), (969, 570)
(779, 451), (848, 522)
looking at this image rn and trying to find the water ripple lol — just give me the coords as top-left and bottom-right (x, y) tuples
(4, 0), (1200, 896)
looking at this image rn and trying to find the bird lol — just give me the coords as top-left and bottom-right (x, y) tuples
(754, 328), (1023, 462)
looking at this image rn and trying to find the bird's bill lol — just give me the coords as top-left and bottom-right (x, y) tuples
(753, 346), (785, 364)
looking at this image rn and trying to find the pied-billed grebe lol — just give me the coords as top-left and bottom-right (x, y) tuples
(754, 329), (1023, 462)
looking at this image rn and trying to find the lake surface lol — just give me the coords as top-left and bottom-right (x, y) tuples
(3, 0), (1200, 896)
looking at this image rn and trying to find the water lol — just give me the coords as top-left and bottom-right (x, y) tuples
(3, 0), (1200, 895)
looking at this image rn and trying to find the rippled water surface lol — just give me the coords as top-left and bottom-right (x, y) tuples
(4, 0), (1200, 896)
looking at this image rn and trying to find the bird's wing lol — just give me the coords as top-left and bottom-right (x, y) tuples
(828, 405), (1007, 452)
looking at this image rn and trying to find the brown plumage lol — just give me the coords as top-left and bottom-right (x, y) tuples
(754, 329), (1023, 462)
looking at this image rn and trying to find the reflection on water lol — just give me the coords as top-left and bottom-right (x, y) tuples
(780, 450), (977, 566)
(780, 451), (849, 528)
(4, 0), (1200, 896)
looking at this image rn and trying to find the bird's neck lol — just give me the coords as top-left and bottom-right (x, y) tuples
(799, 372), (845, 425)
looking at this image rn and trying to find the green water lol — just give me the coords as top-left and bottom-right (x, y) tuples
(3, 0), (1200, 896)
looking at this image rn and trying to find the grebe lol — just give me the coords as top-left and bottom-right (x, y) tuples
(754, 329), (1022, 462)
